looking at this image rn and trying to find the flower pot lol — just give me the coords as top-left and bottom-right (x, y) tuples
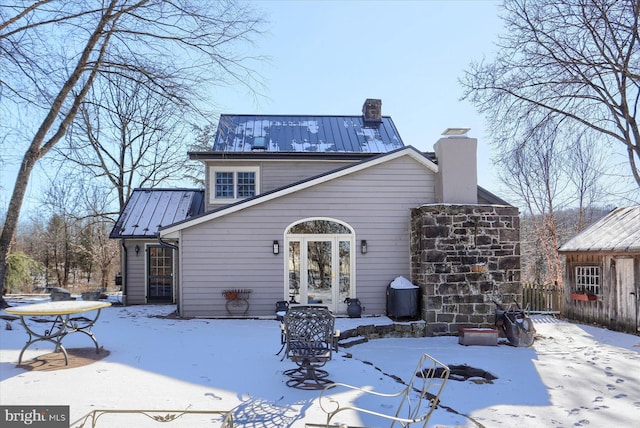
(570, 293), (596, 301)
(223, 291), (238, 300)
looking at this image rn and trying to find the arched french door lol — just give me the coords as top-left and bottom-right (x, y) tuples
(285, 218), (355, 314)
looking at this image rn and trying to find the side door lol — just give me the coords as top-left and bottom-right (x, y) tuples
(147, 245), (174, 302)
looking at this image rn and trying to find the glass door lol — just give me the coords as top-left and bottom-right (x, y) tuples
(288, 237), (352, 313)
(147, 246), (173, 302)
(286, 219), (354, 314)
(306, 239), (333, 306)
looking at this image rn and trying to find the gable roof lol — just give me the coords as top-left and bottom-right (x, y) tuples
(110, 189), (204, 239)
(160, 146), (436, 238)
(558, 206), (640, 253)
(212, 114), (404, 153)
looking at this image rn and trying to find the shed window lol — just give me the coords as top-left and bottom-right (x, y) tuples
(575, 266), (600, 295)
(210, 167), (259, 201)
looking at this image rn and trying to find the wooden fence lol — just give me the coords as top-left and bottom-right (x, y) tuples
(521, 283), (564, 314)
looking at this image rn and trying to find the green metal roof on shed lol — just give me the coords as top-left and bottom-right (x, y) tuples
(558, 206), (640, 253)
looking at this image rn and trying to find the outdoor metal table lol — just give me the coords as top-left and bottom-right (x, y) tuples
(6, 300), (111, 366)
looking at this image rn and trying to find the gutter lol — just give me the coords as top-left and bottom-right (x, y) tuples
(158, 236), (179, 251)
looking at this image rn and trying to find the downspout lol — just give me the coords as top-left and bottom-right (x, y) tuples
(158, 236), (178, 251)
(121, 239), (128, 306)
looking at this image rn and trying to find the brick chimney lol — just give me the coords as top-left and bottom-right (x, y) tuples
(434, 128), (478, 204)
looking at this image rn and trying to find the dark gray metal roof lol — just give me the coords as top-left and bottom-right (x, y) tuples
(212, 114), (404, 153)
(558, 206), (640, 253)
(110, 189), (204, 239)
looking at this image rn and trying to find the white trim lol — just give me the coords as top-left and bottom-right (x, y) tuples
(145, 243), (176, 302)
(284, 217), (356, 313)
(161, 147), (436, 236)
(284, 216), (355, 235)
(575, 265), (601, 295)
(209, 166), (260, 203)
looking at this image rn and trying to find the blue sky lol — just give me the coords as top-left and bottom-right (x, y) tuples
(1, 0), (505, 214)
(219, 0), (504, 188)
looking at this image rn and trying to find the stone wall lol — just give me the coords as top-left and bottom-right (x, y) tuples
(410, 204), (520, 336)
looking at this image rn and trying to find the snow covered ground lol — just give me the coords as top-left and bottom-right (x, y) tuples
(1, 295), (639, 427)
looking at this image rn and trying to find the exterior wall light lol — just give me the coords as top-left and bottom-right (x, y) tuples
(135, 244), (140, 256)
(273, 240), (280, 255)
(360, 240), (367, 254)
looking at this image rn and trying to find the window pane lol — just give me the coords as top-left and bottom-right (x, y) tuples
(215, 172), (234, 198)
(288, 241), (300, 304)
(289, 220), (350, 234)
(576, 266), (600, 295)
(339, 240), (351, 303)
(237, 171), (256, 197)
(308, 241), (332, 304)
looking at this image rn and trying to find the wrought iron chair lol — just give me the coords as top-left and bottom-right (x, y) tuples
(282, 305), (336, 390)
(314, 353), (450, 427)
(71, 409), (233, 427)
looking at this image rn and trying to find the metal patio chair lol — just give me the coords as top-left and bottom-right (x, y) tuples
(282, 305), (336, 390)
(314, 353), (450, 427)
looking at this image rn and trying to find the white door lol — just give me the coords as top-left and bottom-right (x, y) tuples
(286, 219), (354, 314)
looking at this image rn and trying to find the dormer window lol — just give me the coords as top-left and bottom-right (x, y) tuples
(210, 166), (260, 202)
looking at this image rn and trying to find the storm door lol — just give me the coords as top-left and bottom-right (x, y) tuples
(286, 219), (354, 314)
(147, 245), (174, 302)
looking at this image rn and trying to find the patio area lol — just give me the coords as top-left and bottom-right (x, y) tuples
(1, 295), (639, 427)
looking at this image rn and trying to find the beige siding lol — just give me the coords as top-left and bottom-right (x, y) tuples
(123, 240), (150, 304)
(180, 155), (436, 317)
(260, 160), (353, 191)
(204, 160), (353, 211)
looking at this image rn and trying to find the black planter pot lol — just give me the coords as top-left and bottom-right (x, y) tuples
(345, 298), (362, 318)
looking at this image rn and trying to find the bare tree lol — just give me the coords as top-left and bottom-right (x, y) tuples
(39, 174), (87, 288)
(76, 218), (119, 289)
(499, 120), (568, 286)
(461, 0), (640, 188)
(0, 0), (266, 306)
(60, 71), (191, 212)
(185, 124), (218, 188)
(497, 116), (608, 286)
(566, 131), (607, 230)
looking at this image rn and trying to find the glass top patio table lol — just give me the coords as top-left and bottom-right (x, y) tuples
(6, 300), (111, 365)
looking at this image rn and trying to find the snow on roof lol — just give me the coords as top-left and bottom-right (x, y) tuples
(110, 189), (204, 239)
(558, 206), (640, 253)
(212, 114), (404, 153)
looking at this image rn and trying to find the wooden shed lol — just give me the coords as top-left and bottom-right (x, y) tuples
(558, 206), (640, 333)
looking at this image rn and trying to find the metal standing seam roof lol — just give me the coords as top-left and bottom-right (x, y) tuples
(109, 189), (204, 239)
(212, 114), (404, 153)
(558, 206), (640, 253)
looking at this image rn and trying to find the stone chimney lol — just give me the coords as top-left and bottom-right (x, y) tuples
(362, 98), (382, 123)
(434, 128), (477, 204)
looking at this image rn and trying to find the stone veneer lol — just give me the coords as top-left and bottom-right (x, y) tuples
(410, 204), (520, 336)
